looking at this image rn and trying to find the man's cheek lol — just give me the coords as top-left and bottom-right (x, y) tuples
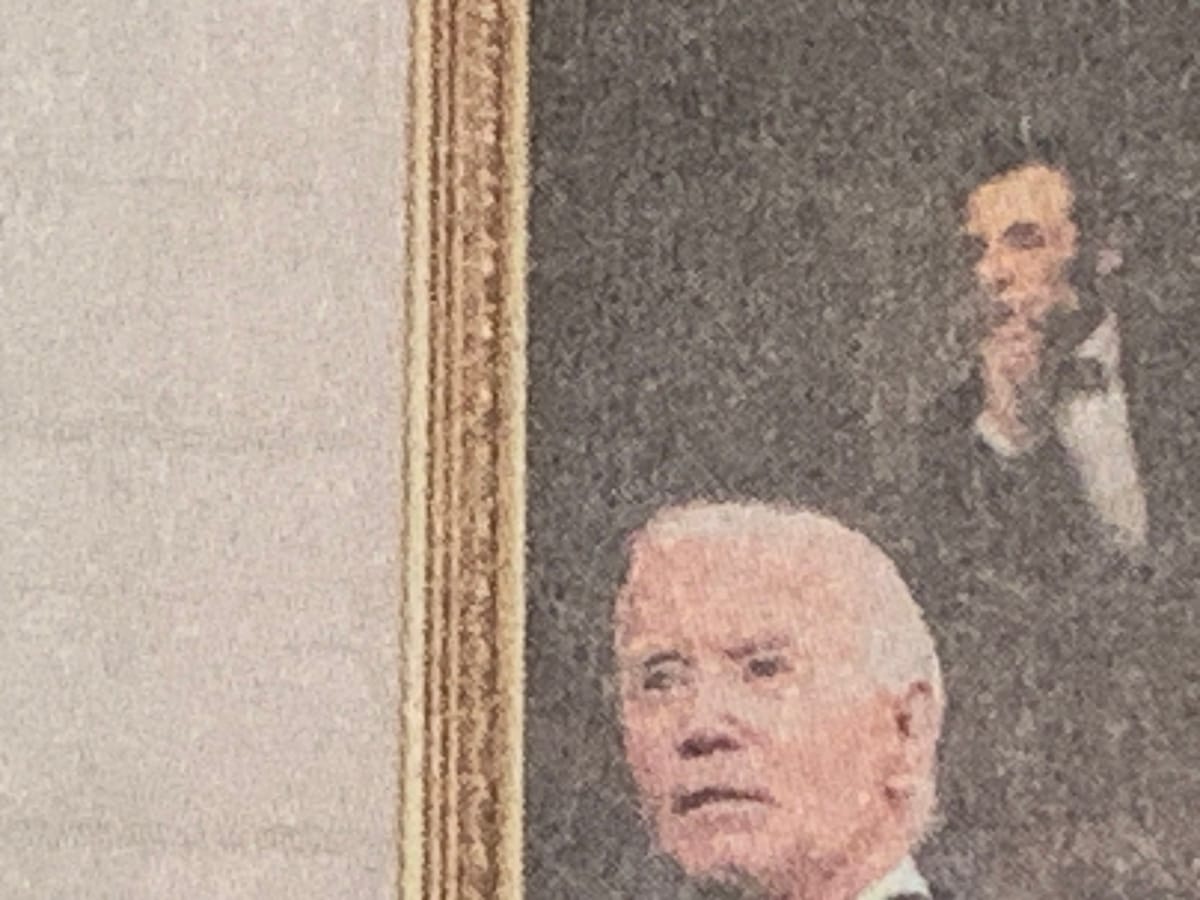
(624, 730), (670, 798)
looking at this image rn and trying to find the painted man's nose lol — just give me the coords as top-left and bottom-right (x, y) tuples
(978, 258), (1013, 294)
(989, 273), (1014, 293)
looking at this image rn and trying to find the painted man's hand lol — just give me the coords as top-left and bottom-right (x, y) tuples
(980, 316), (1044, 439)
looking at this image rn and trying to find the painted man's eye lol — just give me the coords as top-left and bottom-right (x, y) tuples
(1002, 222), (1046, 250)
(746, 655), (790, 680)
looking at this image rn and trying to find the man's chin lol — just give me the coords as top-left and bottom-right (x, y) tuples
(665, 830), (787, 888)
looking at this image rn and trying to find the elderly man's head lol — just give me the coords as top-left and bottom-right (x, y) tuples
(615, 502), (943, 900)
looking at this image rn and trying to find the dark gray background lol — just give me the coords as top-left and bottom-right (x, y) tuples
(525, 3), (1198, 897)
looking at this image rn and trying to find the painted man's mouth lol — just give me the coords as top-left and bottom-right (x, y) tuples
(672, 787), (774, 815)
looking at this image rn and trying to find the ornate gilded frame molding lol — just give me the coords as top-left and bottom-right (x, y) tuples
(400, 0), (528, 897)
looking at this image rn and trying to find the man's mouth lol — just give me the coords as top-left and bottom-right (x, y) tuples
(672, 787), (773, 815)
(986, 289), (1059, 323)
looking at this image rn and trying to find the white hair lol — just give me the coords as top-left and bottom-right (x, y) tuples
(627, 501), (943, 703)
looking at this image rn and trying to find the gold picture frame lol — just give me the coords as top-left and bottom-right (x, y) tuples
(400, 0), (528, 897)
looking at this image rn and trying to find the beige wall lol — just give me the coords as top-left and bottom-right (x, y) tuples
(1, 3), (404, 896)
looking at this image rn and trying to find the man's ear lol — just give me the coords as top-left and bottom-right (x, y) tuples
(894, 680), (938, 742)
(882, 680), (939, 802)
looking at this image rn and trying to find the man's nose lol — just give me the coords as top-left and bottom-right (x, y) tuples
(977, 253), (1013, 294)
(673, 678), (746, 758)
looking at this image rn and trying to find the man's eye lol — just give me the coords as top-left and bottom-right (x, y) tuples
(643, 669), (678, 692)
(1003, 222), (1046, 249)
(746, 656), (790, 680)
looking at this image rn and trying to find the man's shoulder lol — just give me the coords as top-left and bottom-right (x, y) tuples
(907, 373), (986, 499)
(912, 372), (986, 464)
(920, 373), (982, 432)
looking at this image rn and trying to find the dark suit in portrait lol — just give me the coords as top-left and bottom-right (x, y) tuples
(882, 141), (1200, 898)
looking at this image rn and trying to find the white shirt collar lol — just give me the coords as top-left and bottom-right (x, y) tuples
(855, 856), (930, 900)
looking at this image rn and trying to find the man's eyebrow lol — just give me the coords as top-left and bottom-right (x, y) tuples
(726, 634), (792, 660)
(640, 650), (688, 669)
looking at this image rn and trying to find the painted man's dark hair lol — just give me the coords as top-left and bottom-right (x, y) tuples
(967, 122), (1136, 297)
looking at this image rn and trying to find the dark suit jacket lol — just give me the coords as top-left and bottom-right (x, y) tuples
(881, 319), (1200, 898)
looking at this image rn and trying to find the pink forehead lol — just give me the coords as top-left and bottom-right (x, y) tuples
(617, 533), (878, 626)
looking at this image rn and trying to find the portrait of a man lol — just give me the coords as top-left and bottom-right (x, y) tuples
(903, 134), (1165, 580)
(878, 132), (1200, 897)
(966, 157), (1146, 547)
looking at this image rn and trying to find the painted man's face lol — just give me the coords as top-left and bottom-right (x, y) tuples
(616, 536), (906, 894)
(965, 163), (1080, 409)
(965, 162), (1078, 325)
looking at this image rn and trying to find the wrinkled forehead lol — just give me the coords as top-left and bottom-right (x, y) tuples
(965, 163), (1075, 236)
(614, 532), (872, 650)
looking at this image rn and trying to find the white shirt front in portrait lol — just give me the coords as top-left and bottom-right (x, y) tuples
(975, 310), (1148, 549)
